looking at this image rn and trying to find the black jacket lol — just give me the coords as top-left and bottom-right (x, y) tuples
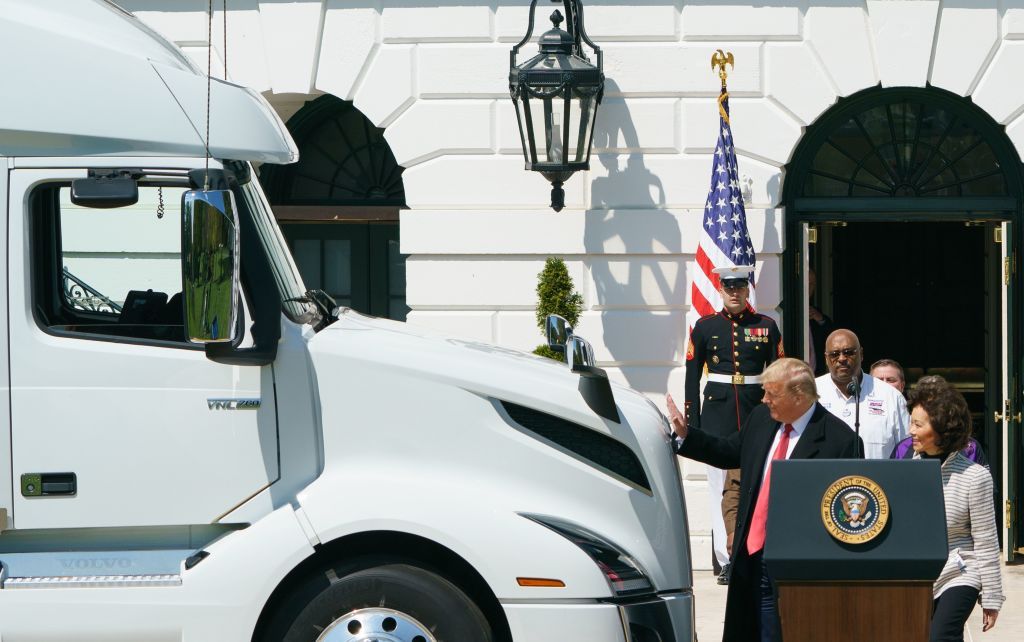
(676, 402), (863, 642)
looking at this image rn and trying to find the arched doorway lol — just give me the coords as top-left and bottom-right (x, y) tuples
(260, 95), (409, 321)
(783, 86), (1024, 558)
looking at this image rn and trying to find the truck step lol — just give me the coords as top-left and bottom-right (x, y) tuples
(3, 574), (181, 589)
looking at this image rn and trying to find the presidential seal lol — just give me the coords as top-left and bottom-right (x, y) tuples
(821, 475), (889, 544)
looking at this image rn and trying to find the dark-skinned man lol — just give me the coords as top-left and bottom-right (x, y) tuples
(684, 264), (783, 584)
(814, 329), (908, 459)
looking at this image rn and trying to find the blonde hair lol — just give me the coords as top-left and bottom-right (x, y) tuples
(763, 358), (819, 401)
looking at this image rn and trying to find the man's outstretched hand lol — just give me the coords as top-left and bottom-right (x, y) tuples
(665, 394), (689, 440)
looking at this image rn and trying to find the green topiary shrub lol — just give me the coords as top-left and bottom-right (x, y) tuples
(533, 257), (584, 360)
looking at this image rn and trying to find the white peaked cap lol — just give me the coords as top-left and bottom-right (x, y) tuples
(711, 265), (755, 279)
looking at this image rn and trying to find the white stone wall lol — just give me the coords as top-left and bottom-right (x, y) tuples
(125, 0), (1024, 568)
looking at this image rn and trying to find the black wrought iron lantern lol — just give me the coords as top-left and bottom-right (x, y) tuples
(509, 0), (604, 211)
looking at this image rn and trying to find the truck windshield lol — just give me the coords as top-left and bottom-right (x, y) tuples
(236, 177), (311, 322)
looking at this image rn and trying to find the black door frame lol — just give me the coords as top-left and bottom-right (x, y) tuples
(781, 86), (1024, 558)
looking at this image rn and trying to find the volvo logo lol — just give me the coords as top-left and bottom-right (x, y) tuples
(59, 557), (134, 570)
(207, 398), (261, 410)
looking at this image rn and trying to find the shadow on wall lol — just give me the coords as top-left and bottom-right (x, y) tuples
(584, 79), (686, 394)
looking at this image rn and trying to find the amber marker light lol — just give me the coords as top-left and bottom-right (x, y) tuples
(516, 577), (566, 588)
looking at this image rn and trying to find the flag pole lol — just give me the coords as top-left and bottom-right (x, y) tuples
(711, 49), (734, 124)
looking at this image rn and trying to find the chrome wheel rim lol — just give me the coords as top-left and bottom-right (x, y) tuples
(316, 607), (437, 642)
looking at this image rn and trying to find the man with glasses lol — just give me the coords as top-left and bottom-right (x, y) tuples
(684, 264), (784, 584)
(815, 329), (908, 459)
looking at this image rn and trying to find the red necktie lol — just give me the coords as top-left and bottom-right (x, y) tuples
(746, 423), (794, 555)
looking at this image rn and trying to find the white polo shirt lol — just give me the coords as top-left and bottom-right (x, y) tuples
(815, 372), (909, 459)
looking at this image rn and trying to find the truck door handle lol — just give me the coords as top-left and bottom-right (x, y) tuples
(21, 473), (77, 497)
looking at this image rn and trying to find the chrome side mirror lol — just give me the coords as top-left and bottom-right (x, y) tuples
(182, 189), (240, 344)
(546, 314), (573, 355)
(567, 336), (595, 371)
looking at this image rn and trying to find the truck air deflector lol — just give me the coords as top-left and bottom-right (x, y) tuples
(499, 401), (650, 494)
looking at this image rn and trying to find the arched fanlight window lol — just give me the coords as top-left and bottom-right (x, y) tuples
(259, 95), (409, 322)
(790, 88), (1015, 201)
(797, 93), (1010, 198)
(260, 95), (405, 206)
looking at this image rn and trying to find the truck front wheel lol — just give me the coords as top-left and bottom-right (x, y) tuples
(262, 563), (495, 642)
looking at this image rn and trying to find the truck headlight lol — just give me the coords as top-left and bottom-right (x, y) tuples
(520, 513), (653, 597)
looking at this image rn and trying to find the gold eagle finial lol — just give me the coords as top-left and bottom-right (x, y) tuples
(711, 49), (734, 89)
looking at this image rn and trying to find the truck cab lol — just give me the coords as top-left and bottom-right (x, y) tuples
(0, 2), (695, 640)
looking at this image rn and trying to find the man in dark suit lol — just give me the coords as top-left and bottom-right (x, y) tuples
(667, 358), (862, 642)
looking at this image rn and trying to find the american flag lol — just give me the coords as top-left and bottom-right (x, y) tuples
(687, 89), (756, 330)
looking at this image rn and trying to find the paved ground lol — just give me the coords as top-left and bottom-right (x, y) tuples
(693, 562), (1024, 641)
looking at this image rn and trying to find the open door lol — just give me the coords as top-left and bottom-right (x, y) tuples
(1001, 221), (1021, 560)
(801, 223), (813, 363)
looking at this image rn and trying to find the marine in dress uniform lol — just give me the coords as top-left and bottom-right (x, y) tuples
(684, 265), (784, 581)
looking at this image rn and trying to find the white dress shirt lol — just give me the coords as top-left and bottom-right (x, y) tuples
(815, 372), (908, 459)
(758, 402), (815, 485)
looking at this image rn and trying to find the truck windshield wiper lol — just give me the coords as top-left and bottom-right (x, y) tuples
(284, 289), (339, 329)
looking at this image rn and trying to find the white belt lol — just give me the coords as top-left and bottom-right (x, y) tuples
(707, 373), (763, 385)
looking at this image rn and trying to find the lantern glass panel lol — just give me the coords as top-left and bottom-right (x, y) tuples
(514, 95), (536, 164)
(521, 89), (598, 166)
(574, 91), (599, 163)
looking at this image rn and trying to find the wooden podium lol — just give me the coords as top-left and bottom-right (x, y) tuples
(765, 460), (947, 642)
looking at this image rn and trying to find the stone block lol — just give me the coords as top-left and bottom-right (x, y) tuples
(612, 366), (683, 400)
(401, 156), (586, 209)
(930, 1), (998, 96)
(405, 257), (587, 308)
(582, 4), (679, 41)
(400, 208), (783, 256)
(495, 311), (546, 353)
(1002, 112), (1024, 162)
(259, 0), (323, 94)
(128, 4), (208, 43)
(382, 5), (491, 42)
(404, 311), (497, 343)
(972, 42), (1024, 124)
(727, 100), (804, 166)
(180, 46), (225, 81)
(682, 4), (802, 40)
(495, 4), (532, 43)
(638, 155), (783, 208)
(418, 45), (509, 98)
(681, 99), (721, 153)
(496, 101), (525, 155)
(867, 0), (939, 88)
(574, 310), (686, 364)
(765, 44), (838, 126)
(592, 98), (680, 153)
(1004, 0), (1024, 38)
(587, 257), (688, 308)
(805, 4), (877, 97)
(222, 2), (275, 91)
(353, 45), (415, 127)
(386, 100), (493, 167)
(683, 97), (803, 165)
(317, 4), (379, 101)
(603, 43), (762, 97)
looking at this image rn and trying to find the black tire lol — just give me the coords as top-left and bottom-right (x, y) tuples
(262, 563), (494, 642)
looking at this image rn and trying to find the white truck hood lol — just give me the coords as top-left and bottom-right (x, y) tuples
(304, 310), (693, 593)
(313, 310), (647, 429)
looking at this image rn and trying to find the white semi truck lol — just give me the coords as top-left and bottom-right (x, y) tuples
(0, 2), (695, 640)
